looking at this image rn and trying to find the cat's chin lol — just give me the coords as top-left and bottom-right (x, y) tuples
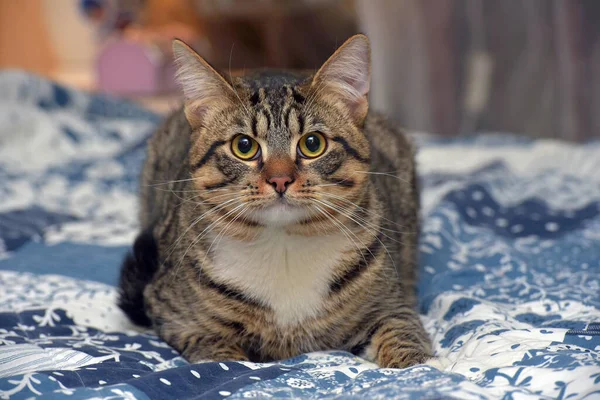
(250, 201), (311, 227)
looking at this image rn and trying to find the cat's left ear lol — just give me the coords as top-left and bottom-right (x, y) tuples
(172, 39), (235, 128)
(312, 34), (371, 125)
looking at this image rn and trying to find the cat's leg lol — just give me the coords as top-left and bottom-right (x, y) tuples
(144, 276), (250, 363)
(174, 331), (249, 363)
(154, 321), (250, 363)
(363, 313), (431, 368)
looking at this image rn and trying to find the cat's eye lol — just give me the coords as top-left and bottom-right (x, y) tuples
(297, 132), (327, 159)
(231, 135), (260, 160)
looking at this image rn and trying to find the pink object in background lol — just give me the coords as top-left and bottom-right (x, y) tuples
(96, 39), (177, 95)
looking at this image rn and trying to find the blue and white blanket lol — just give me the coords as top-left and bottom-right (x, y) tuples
(1, 71), (599, 399)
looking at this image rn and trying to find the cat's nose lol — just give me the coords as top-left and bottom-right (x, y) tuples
(267, 176), (294, 194)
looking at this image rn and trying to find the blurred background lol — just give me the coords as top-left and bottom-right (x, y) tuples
(1, 0), (598, 140)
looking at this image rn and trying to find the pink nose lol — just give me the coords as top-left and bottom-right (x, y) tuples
(267, 176), (294, 194)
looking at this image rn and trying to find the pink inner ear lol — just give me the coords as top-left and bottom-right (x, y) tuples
(348, 68), (370, 98)
(345, 44), (371, 97)
(185, 102), (209, 124)
(314, 38), (371, 123)
(320, 40), (371, 101)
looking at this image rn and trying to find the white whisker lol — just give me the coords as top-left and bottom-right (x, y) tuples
(201, 204), (250, 266)
(313, 199), (402, 284)
(317, 192), (414, 233)
(355, 170), (411, 184)
(312, 198), (404, 246)
(170, 201), (248, 284)
(163, 196), (245, 266)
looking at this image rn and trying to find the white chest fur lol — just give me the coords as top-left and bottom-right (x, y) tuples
(209, 229), (350, 326)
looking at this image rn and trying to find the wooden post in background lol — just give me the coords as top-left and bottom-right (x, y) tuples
(554, 0), (590, 142)
(418, 0), (460, 136)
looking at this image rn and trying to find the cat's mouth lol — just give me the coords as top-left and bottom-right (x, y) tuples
(248, 199), (312, 226)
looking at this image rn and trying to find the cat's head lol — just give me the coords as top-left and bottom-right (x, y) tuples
(173, 35), (372, 230)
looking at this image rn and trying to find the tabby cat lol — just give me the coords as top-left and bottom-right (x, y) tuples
(118, 34), (431, 368)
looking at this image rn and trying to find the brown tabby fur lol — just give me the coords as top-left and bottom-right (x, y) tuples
(118, 35), (431, 368)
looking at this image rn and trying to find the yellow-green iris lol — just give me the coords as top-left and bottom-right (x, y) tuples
(298, 132), (327, 159)
(231, 135), (260, 160)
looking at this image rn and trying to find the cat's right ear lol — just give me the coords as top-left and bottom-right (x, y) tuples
(312, 34), (371, 126)
(172, 40), (235, 128)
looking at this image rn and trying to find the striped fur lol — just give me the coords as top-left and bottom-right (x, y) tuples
(118, 35), (431, 368)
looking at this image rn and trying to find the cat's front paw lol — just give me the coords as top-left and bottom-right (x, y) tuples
(366, 315), (432, 369)
(425, 356), (451, 370)
(175, 334), (250, 364)
(185, 347), (250, 364)
(377, 348), (430, 369)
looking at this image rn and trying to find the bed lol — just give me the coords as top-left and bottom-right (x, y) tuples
(1, 71), (599, 399)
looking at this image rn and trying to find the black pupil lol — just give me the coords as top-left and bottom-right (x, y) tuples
(305, 135), (321, 153)
(237, 136), (253, 154)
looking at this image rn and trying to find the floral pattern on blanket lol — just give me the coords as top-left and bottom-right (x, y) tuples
(0, 72), (599, 399)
